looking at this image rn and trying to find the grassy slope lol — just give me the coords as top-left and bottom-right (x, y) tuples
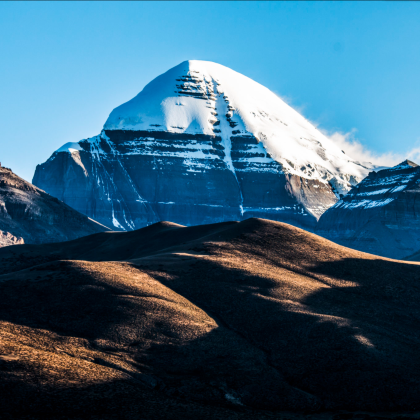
(1, 218), (420, 418)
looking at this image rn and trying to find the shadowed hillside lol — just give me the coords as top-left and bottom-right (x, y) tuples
(0, 165), (109, 247)
(1, 218), (420, 419)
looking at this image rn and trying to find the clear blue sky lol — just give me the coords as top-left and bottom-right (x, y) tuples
(1, 1), (420, 181)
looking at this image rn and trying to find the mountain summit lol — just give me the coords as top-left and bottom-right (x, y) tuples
(104, 60), (371, 189)
(33, 60), (374, 230)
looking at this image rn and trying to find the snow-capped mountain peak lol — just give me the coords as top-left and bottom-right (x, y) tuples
(103, 60), (374, 193)
(36, 60), (379, 232)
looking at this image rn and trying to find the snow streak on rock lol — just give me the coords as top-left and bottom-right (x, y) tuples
(104, 60), (375, 193)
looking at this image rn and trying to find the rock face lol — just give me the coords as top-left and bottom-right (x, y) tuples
(317, 160), (420, 259)
(0, 165), (109, 246)
(33, 60), (374, 231)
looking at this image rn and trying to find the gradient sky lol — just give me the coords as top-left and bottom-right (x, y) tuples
(1, 1), (420, 182)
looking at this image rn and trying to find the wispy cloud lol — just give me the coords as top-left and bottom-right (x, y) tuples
(274, 91), (420, 168)
(324, 129), (420, 167)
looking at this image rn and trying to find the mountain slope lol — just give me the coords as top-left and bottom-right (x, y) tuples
(33, 60), (374, 231)
(1, 218), (420, 418)
(317, 160), (420, 259)
(0, 165), (109, 246)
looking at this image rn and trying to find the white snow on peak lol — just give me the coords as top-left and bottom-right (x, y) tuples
(55, 142), (83, 154)
(103, 60), (375, 190)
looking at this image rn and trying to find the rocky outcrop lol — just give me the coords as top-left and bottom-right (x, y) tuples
(33, 60), (374, 231)
(0, 165), (109, 246)
(317, 160), (420, 259)
(0, 230), (24, 247)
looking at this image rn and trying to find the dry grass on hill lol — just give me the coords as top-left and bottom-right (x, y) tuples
(1, 218), (420, 419)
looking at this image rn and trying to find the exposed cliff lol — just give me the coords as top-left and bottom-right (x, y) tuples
(0, 165), (109, 246)
(33, 60), (374, 231)
(317, 160), (420, 259)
